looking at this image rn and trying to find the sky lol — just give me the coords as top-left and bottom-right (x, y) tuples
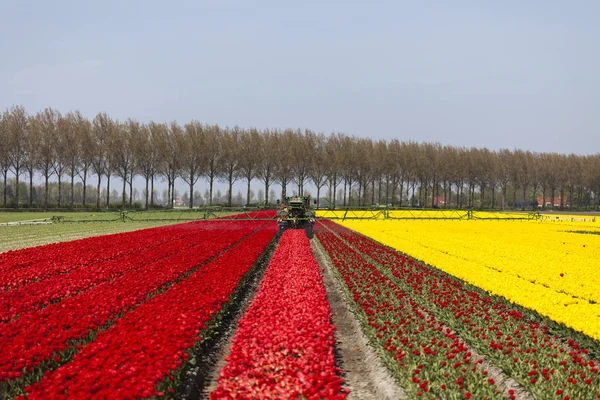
(1, 0), (599, 198)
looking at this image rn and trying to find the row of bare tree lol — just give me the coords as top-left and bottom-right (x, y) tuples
(1, 105), (599, 210)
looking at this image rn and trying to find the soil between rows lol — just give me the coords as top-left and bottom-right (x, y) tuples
(186, 233), (406, 400)
(310, 238), (406, 400)
(179, 236), (280, 399)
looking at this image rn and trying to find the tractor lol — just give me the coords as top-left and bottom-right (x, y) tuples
(277, 196), (316, 238)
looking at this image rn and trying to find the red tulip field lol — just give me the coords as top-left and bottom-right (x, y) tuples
(1, 214), (600, 399)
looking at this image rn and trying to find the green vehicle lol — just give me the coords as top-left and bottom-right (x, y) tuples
(277, 196), (315, 237)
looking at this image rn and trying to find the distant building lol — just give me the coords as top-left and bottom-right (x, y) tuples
(536, 196), (568, 207)
(173, 198), (185, 207)
(433, 196), (446, 206)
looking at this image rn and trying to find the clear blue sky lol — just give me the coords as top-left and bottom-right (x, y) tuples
(1, 0), (599, 156)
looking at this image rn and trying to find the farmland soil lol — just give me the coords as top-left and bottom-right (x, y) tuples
(311, 238), (407, 400)
(179, 237), (279, 399)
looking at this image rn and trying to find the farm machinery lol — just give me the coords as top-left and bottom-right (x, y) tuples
(277, 196), (316, 237)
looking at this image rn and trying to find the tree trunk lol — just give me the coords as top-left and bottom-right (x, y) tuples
(128, 171), (133, 207)
(96, 174), (102, 209)
(145, 176), (150, 209)
(316, 185), (321, 208)
(190, 180), (194, 208)
(264, 177), (270, 206)
(57, 175), (62, 208)
(70, 171), (75, 209)
(171, 180), (175, 209)
(2, 170), (7, 208)
(29, 171), (34, 207)
(208, 175), (214, 206)
(385, 176), (390, 206)
(150, 175), (154, 208)
(106, 175), (111, 208)
(15, 167), (20, 209)
(371, 179), (376, 205)
(569, 185), (574, 211)
(332, 176), (337, 209)
(167, 178), (172, 208)
(480, 186), (485, 210)
(122, 177), (127, 207)
(246, 178), (251, 206)
(281, 179), (287, 201)
(82, 169), (87, 207)
(227, 176), (233, 207)
(343, 180), (347, 206)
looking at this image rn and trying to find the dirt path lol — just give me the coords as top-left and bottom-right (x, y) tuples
(311, 239), (407, 400)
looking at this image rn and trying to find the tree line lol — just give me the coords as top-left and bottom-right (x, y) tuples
(1, 105), (599, 211)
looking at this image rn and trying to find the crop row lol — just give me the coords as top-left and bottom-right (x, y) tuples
(0, 221), (213, 291)
(340, 219), (600, 339)
(316, 221), (600, 399)
(18, 223), (277, 399)
(213, 229), (345, 399)
(0, 222), (231, 323)
(0, 220), (270, 396)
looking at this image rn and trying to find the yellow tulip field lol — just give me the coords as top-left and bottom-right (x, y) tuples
(339, 217), (600, 340)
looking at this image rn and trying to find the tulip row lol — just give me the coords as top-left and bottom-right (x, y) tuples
(340, 219), (600, 340)
(317, 221), (600, 399)
(212, 229), (346, 399)
(19, 223), (277, 399)
(0, 222), (228, 323)
(0, 222), (206, 291)
(316, 221), (499, 399)
(0, 220), (267, 388)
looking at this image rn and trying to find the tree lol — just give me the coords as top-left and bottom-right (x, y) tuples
(91, 112), (113, 209)
(497, 149), (512, 210)
(63, 111), (84, 208)
(133, 122), (156, 209)
(238, 128), (262, 206)
(108, 120), (134, 207)
(218, 126), (241, 207)
(290, 129), (314, 197)
(6, 105), (29, 208)
(24, 115), (39, 207)
(179, 121), (205, 208)
(203, 124), (221, 205)
(147, 122), (168, 207)
(256, 129), (277, 206)
(325, 133), (344, 208)
(75, 113), (93, 207)
(55, 114), (73, 207)
(158, 122), (181, 208)
(273, 130), (294, 201)
(0, 112), (10, 207)
(309, 133), (328, 208)
(35, 108), (59, 209)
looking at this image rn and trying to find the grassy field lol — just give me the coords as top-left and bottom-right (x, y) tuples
(0, 221), (182, 253)
(0, 210), (241, 253)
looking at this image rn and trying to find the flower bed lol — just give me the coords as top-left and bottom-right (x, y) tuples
(19, 224), (276, 399)
(0, 220), (269, 395)
(0, 223), (222, 322)
(212, 229), (346, 399)
(316, 221), (600, 399)
(0, 222), (207, 291)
